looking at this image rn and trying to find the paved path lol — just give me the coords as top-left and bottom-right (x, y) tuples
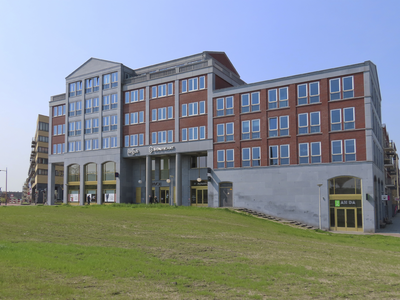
(375, 211), (400, 237)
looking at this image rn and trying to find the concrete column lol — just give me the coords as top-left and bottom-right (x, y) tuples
(47, 163), (56, 205)
(97, 163), (102, 204)
(145, 155), (152, 204)
(80, 164), (85, 205)
(175, 153), (182, 206)
(63, 164), (68, 204)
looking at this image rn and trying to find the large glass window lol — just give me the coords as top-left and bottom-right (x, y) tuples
(280, 144), (290, 165)
(269, 145), (278, 165)
(345, 139), (356, 161)
(332, 140), (343, 162)
(299, 143), (309, 164)
(311, 142), (321, 163)
(269, 117), (278, 137)
(85, 163), (97, 181)
(298, 113), (308, 134)
(280, 116), (289, 136)
(68, 164), (80, 182)
(102, 162), (116, 181)
(344, 107), (355, 130)
(310, 112), (320, 133)
(331, 109), (341, 131)
(160, 158), (169, 180)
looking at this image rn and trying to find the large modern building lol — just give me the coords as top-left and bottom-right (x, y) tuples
(48, 51), (390, 233)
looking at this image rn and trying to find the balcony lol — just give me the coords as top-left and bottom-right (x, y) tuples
(384, 140), (397, 152)
(384, 156), (395, 169)
(385, 177), (397, 189)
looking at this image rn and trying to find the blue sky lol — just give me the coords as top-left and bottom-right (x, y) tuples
(0, 0), (399, 191)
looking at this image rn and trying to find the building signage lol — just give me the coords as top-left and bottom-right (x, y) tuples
(149, 146), (175, 154)
(127, 148), (140, 156)
(381, 195), (389, 201)
(334, 200), (357, 207)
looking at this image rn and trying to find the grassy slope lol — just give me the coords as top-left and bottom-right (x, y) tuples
(0, 205), (399, 299)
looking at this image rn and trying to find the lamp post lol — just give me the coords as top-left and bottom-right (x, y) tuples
(0, 168), (7, 205)
(317, 183), (323, 230)
(166, 175), (174, 205)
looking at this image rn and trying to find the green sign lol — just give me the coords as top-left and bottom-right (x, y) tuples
(335, 200), (340, 207)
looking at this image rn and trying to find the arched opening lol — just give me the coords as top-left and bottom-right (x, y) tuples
(102, 161), (116, 203)
(67, 164), (80, 204)
(85, 163), (97, 204)
(219, 182), (233, 207)
(329, 176), (362, 231)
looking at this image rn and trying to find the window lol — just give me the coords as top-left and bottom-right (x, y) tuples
(181, 80), (187, 93)
(241, 94), (250, 113)
(168, 130), (173, 143)
(168, 83), (173, 95)
(93, 77), (99, 92)
(280, 144), (290, 165)
(216, 98), (224, 116)
(182, 104), (187, 117)
(76, 141), (81, 151)
(130, 112), (138, 124)
(139, 134), (144, 146)
(68, 121), (81, 136)
(92, 118), (99, 133)
(217, 150), (225, 168)
(125, 113), (129, 125)
(85, 119), (92, 134)
(85, 77), (99, 94)
(68, 142), (75, 152)
(200, 101), (206, 114)
(168, 106), (173, 119)
(216, 96), (234, 116)
(93, 98), (99, 112)
(297, 82), (320, 105)
(152, 109), (157, 121)
(299, 143), (309, 164)
(332, 140), (342, 162)
(158, 84), (166, 97)
(251, 92), (260, 111)
(182, 128), (187, 141)
(111, 94), (118, 109)
(311, 142), (321, 163)
(69, 102), (75, 117)
(111, 115), (118, 131)
(103, 95), (110, 110)
(241, 92), (260, 113)
(93, 139), (99, 150)
(85, 139), (92, 151)
(103, 74), (110, 90)
(127, 89), (145, 103)
(242, 148), (250, 167)
(125, 135), (129, 147)
(199, 76), (206, 89)
(151, 132), (157, 144)
(131, 134), (138, 147)
(111, 137), (117, 148)
(189, 78), (198, 91)
(102, 116), (110, 132)
(103, 137), (110, 149)
(242, 119), (260, 140)
(85, 99), (92, 114)
(330, 76), (354, 100)
(269, 87), (289, 109)
(345, 139), (356, 161)
(189, 127), (198, 141)
(200, 126), (206, 140)
(139, 111), (144, 123)
(299, 112), (320, 134)
(269, 146), (278, 165)
(69, 81), (82, 97)
(331, 108), (355, 131)
(111, 72), (118, 88)
(157, 131), (166, 144)
(279, 116), (289, 136)
(217, 149), (234, 168)
(158, 107), (167, 120)
(188, 102), (198, 116)
(269, 117), (278, 137)
(217, 121), (233, 142)
(217, 124), (224, 142)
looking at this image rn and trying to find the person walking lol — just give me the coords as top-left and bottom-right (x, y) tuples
(87, 194), (91, 205)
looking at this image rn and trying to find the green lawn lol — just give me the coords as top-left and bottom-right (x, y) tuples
(0, 204), (399, 299)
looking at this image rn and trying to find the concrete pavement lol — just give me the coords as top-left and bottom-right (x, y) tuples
(375, 211), (400, 237)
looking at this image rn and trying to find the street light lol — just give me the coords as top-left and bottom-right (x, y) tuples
(317, 183), (323, 230)
(166, 175), (174, 205)
(0, 168), (7, 206)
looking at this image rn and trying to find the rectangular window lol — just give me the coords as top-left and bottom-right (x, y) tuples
(152, 109), (157, 121)
(330, 78), (341, 100)
(226, 122), (234, 141)
(85, 78), (93, 94)
(331, 109), (341, 131)
(125, 91), (130, 104)
(152, 132), (157, 145)
(311, 142), (321, 163)
(111, 72), (118, 88)
(158, 84), (166, 97)
(93, 98), (99, 112)
(168, 83), (173, 95)
(131, 90), (138, 102)
(217, 98), (224, 116)
(125, 135), (129, 147)
(279, 87), (288, 107)
(279, 116), (289, 136)
(92, 118), (99, 133)
(139, 89), (144, 101)
(188, 78), (198, 91)
(102, 116), (110, 132)
(168, 130), (173, 143)
(125, 113), (129, 125)
(139, 111), (144, 123)
(280, 144), (290, 165)
(298, 113), (308, 134)
(182, 104), (187, 117)
(241, 94), (250, 113)
(58, 106), (62, 116)
(332, 140), (343, 162)
(182, 128), (187, 141)
(76, 141), (81, 151)
(242, 148), (250, 167)
(53, 107), (58, 117)
(139, 134), (144, 146)
(168, 106), (173, 119)
(93, 77), (99, 92)
(158, 131), (166, 144)
(268, 89), (277, 109)
(130, 134), (138, 147)
(111, 94), (118, 109)
(69, 142), (75, 152)
(269, 117), (278, 137)
(345, 139), (356, 161)
(85, 99), (92, 114)
(76, 121), (81, 135)
(103, 137), (110, 149)
(252, 147), (261, 166)
(269, 145), (278, 165)
(103, 95), (110, 110)
(199, 76), (205, 90)
(58, 125), (62, 135)
(251, 92), (260, 111)
(242, 120), (250, 140)
(53, 125), (57, 136)
(85, 119), (92, 134)
(152, 86), (157, 99)
(310, 112), (321, 133)
(217, 123), (224, 142)
(68, 122), (75, 136)
(76, 101), (82, 116)
(343, 76), (354, 99)
(111, 115), (118, 130)
(103, 74), (110, 90)
(85, 139), (92, 151)
(226, 149), (234, 168)
(69, 102), (75, 117)
(299, 143), (309, 164)
(181, 80), (187, 93)
(344, 107), (355, 130)
(199, 101), (205, 114)
(158, 107), (166, 120)
(92, 139), (98, 150)
(217, 150), (225, 168)
(309, 82), (320, 103)
(226, 96), (234, 115)
(188, 102), (198, 116)
(252, 119), (260, 139)
(298, 84), (307, 105)
(189, 127), (198, 141)
(200, 126), (206, 140)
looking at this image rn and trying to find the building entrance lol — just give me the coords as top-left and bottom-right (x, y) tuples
(190, 181), (208, 206)
(160, 187), (170, 204)
(219, 182), (233, 207)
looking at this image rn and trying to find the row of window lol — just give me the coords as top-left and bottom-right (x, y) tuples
(152, 107), (173, 121)
(126, 111), (145, 125)
(182, 76), (206, 93)
(53, 105), (66, 117)
(217, 139), (357, 168)
(124, 134), (145, 147)
(68, 115), (118, 136)
(53, 124), (66, 136)
(182, 101), (206, 117)
(66, 137), (118, 153)
(152, 83), (173, 99)
(182, 126), (206, 142)
(215, 76), (355, 116)
(216, 108), (355, 142)
(38, 135), (49, 143)
(69, 94), (117, 117)
(151, 130), (174, 145)
(125, 89), (144, 103)
(69, 72), (117, 97)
